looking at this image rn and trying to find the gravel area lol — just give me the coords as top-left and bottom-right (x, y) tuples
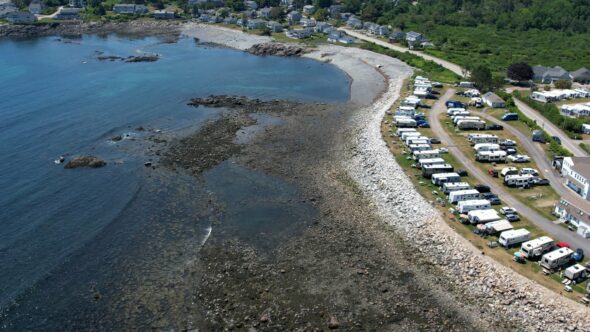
(342, 49), (590, 331)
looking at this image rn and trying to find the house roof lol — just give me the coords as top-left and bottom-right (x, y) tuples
(483, 92), (505, 104)
(569, 157), (590, 180)
(572, 67), (590, 79)
(544, 66), (570, 79)
(406, 31), (422, 38)
(556, 199), (590, 224)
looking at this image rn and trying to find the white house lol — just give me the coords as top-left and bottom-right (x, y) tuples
(554, 199), (590, 238)
(561, 157), (590, 200)
(302, 4), (315, 15)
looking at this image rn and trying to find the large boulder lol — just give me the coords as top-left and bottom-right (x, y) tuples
(64, 156), (107, 169)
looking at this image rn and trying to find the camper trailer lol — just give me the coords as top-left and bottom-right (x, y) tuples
(431, 172), (461, 186)
(457, 120), (486, 130)
(406, 138), (430, 146)
(402, 96), (421, 107)
(457, 199), (492, 214)
(450, 110), (471, 118)
(468, 134), (498, 145)
(520, 236), (554, 259)
(396, 106), (416, 117)
(442, 182), (471, 194)
(446, 108), (467, 116)
(498, 229), (531, 248)
(473, 143), (500, 152)
(421, 163), (454, 178)
(408, 144), (432, 153)
(504, 174), (535, 187)
(400, 131), (421, 141)
(413, 149), (441, 160)
(453, 116), (480, 125)
(448, 189), (481, 204)
(564, 264), (588, 282)
(396, 128), (416, 136)
(476, 150), (507, 163)
(540, 248), (574, 270)
(418, 158), (446, 169)
(395, 118), (417, 128)
(500, 167), (518, 177)
(485, 219), (513, 234)
(467, 209), (501, 224)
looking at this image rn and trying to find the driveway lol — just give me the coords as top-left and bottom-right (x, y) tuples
(36, 6), (62, 20)
(513, 98), (587, 156)
(339, 28), (466, 77)
(473, 109), (590, 209)
(430, 89), (589, 252)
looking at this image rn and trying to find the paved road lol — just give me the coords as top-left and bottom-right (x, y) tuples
(473, 109), (590, 209)
(339, 28), (466, 78)
(430, 89), (589, 252)
(513, 98), (587, 156)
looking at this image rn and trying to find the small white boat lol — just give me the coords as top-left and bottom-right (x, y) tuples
(54, 156), (65, 164)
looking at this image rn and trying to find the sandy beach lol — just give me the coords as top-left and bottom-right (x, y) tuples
(182, 23), (590, 330)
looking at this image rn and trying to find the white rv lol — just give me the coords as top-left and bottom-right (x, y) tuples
(431, 172), (461, 186)
(453, 116), (480, 125)
(450, 110), (471, 118)
(484, 219), (513, 234)
(504, 174), (535, 187)
(498, 228), (531, 248)
(441, 182), (471, 194)
(418, 158), (446, 169)
(413, 149), (441, 160)
(476, 150), (507, 162)
(468, 134), (498, 144)
(520, 236), (554, 259)
(467, 209), (501, 224)
(457, 199), (492, 214)
(396, 128), (416, 136)
(396, 106), (416, 117)
(448, 189), (481, 204)
(402, 96), (421, 107)
(446, 108), (466, 116)
(421, 163), (454, 178)
(406, 138), (430, 146)
(457, 120), (486, 130)
(395, 118), (417, 128)
(408, 144), (432, 153)
(473, 143), (500, 152)
(564, 264), (588, 282)
(540, 248), (574, 270)
(400, 131), (421, 141)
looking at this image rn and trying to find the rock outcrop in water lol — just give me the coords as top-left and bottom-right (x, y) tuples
(64, 156), (107, 169)
(124, 54), (159, 63)
(246, 43), (308, 57)
(188, 95), (285, 109)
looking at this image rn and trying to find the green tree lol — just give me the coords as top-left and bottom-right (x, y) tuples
(314, 0), (331, 9)
(469, 65), (494, 91)
(269, 6), (283, 19)
(507, 62), (534, 81)
(342, 0), (361, 13)
(554, 79), (572, 89)
(313, 8), (328, 20)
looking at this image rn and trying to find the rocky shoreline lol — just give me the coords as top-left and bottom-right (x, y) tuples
(0, 20), (181, 40)
(343, 51), (590, 330)
(246, 43), (309, 57)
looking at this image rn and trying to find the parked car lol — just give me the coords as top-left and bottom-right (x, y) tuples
(534, 178), (550, 186)
(438, 148), (448, 154)
(505, 214), (520, 222)
(573, 248), (585, 262)
(488, 168), (499, 177)
(488, 197), (501, 205)
(500, 207), (518, 215)
(485, 124), (503, 130)
(552, 136), (562, 145)
(474, 184), (491, 193)
(505, 148), (517, 155)
(499, 139), (517, 147)
(507, 154), (530, 163)
(430, 138), (441, 144)
(456, 169), (469, 176)
(417, 121), (430, 128)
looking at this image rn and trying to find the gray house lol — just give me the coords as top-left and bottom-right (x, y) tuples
(406, 31), (424, 47)
(389, 30), (405, 42)
(300, 17), (315, 27)
(154, 10), (175, 19)
(533, 65), (571, 83)
(244, 0), (258, 10)
(346, 16), (362, 29)
(55, 7), (81, 19)
(287, 10), (301, 24)
(267, 20), (282, 32)
(68, 0), (85, 8)
(369, 24), (389, 36)
(571, 67), (590, 83)
(258, 7), (271, 18)
(482, 92), (506, 108)
(247, 18), (266, 29)
(328, 4), (341, 18)
(0, 2), (17, 18)
(302, 4), (315, 15)
(314, 21), (331, 33)
(113, 4), (148, 15)
(28, 0), (43, 15)
(6, 11), (35, 23)
(286, 28), (312, 39)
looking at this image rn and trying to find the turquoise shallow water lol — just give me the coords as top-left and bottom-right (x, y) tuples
(0, 33), (349, 325)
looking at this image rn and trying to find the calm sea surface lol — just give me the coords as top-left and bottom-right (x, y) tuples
(0, 34), (349, 328)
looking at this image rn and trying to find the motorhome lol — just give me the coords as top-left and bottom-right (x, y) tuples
(400, 131), (421, 141)
(476, 150), (507, 162)
(467, 134), (498, 145)
(453, 116), (480, 125)
(402, 96), (421, 107)
(413, 149), (441, 160)
(396, 106), (416, 117)
(395, 118), (417, 128)
(448, 189), (481, 204)
(457, 199), (492, 214)
(498, 229), (531, 248)
(418, 158), (446, 169)
(396, 128), (416, 136)
(467, 209), (501, 224)
(520, 236), (554, 259)
(446, 108), (467, 116)
(406, 138), (430, 146)
(540, 248), (574, 270)
(450, 110), (471, 118)
(564, 264), (588, 282)
(473, 143), (500, 153)
(421, 163), (454, 178)
(408, 144), (432, 153)
(485, 219), (513, 234)
(441, 182), (471, 194)
(500, 167), (518, 177)
(504, 174), (535, 187)
(457, 120), (486, 130)
(431, 172), (461, 186)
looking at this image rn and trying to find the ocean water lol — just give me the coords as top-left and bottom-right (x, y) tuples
(0, 34), (349, 327)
